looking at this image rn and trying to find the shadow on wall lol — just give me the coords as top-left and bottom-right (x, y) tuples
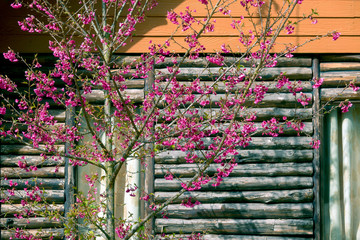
(0, 1), (183, 53)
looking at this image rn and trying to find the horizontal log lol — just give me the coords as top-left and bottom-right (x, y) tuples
(156, 67), (312, 81)
(320, 62), (360, 71)
(320, 55), (360, 62)
(0, 217), (63, 229)
(248, 136), (312, 149)
(153, 57), (312, 68)
(197, 137), (312, 150)
(83, 89), (144, 103)
(155, 176), (313, 191)
(155, 149), (313, 164)
(155, 122), (313, 137)
(0, 155), (65, 167)
(155, 189), (313, 203)
(1, 228), (64, 240)
(155, 235), (313, 240)
(158, 92), (312, 108)
(1, 167), (65, 178)
(162, 203), (313, 219)
(0, 145), (65, 155)
(159, 81), (313, 93)
(0, 124), (65, 144)
(1, 204), (64, 217)
(159, 107), (313, 122)
(322, 76), (360, 87)
(155, 162), (313, 178)
(1, 178), (65, 190)
(3, 110), (65, 122)
(321, 71), (360, 79)
(155, 218), (313, 235)
(321, 88), (360, 102)
(1, 190), (64, 203)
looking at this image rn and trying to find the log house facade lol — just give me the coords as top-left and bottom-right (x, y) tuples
(1, 1), (360, 239)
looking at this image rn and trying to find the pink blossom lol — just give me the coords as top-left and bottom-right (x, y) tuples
(3, 50), (18, 62)
(198, 0), (208, 4)
(332, 31), (341, 41)
(312, 77), (324, 88)
(165, 173), (174, 180)
(0, 107), (5, 115)
(339, 101), (352, 113)
(285, 25), (295, 34)
(181, 197), (200, 208)
(297, 92), (311, 106)
(10, 2), (22, 9)
(310, 139), (320, 149)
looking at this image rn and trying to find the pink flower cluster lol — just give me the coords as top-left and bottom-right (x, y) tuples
(3, 50), (18, 62)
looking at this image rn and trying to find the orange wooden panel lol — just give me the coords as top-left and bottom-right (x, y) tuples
(132, 17), (359, 37)
(0, 0), (359, 54)
(120, 36), (360, 53)
(149, 0), (360, 18)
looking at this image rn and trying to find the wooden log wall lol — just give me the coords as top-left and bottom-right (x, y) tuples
(0, 55), (66, 239)
(153, 56), (316, 239)
(319, 55), (360, 103)
(2, 54), (359, 239)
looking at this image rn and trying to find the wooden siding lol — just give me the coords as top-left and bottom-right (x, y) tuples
(153, 56), (316, 239)
(0, 56), (66, 239)
(0, 0), (360, 53)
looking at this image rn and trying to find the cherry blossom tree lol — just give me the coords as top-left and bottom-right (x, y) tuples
(0, 0), (347, 239)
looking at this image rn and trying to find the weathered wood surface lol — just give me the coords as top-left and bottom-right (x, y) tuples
(322, 76), (360, 87)
(158, 107), (313, 122)
(158, 81), (313, 93)
(155, 218), (313, 235)
(158, 93), (312, 108)
(0, 155), (65, 167)
(2, 110), (65, 122)
(162, 203), (313, 219)
(155, 189), (313, 204)
(321, 88), (360, 101)
(155, 162), (313, 177)
(152, 57), (312, 68)
(155, 149), (313, 164)
(1, 178), (65, 190)
(178, 137), (313, 150)
(319, 55), (360, 62)
(155, 67), (312, 81)
(321, 71), (360, 79)
(115, 56), (312, 68)
(1, 190), (64, 203)
(155, 235), (313, 240)
(155, 122), (313, 136)
(312, 57), (321, 240)
(1, 167), (65, 178)
(247, 137), (312, 149)
(320, 62), (360, 71)
(155, 176), (313, 191)
(0, 217), (63, 229)
(0, 145), (65, 155)
(1, 204), (64, 216)
(83, 89), (144, 103)
(1, 228), (64, 240)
